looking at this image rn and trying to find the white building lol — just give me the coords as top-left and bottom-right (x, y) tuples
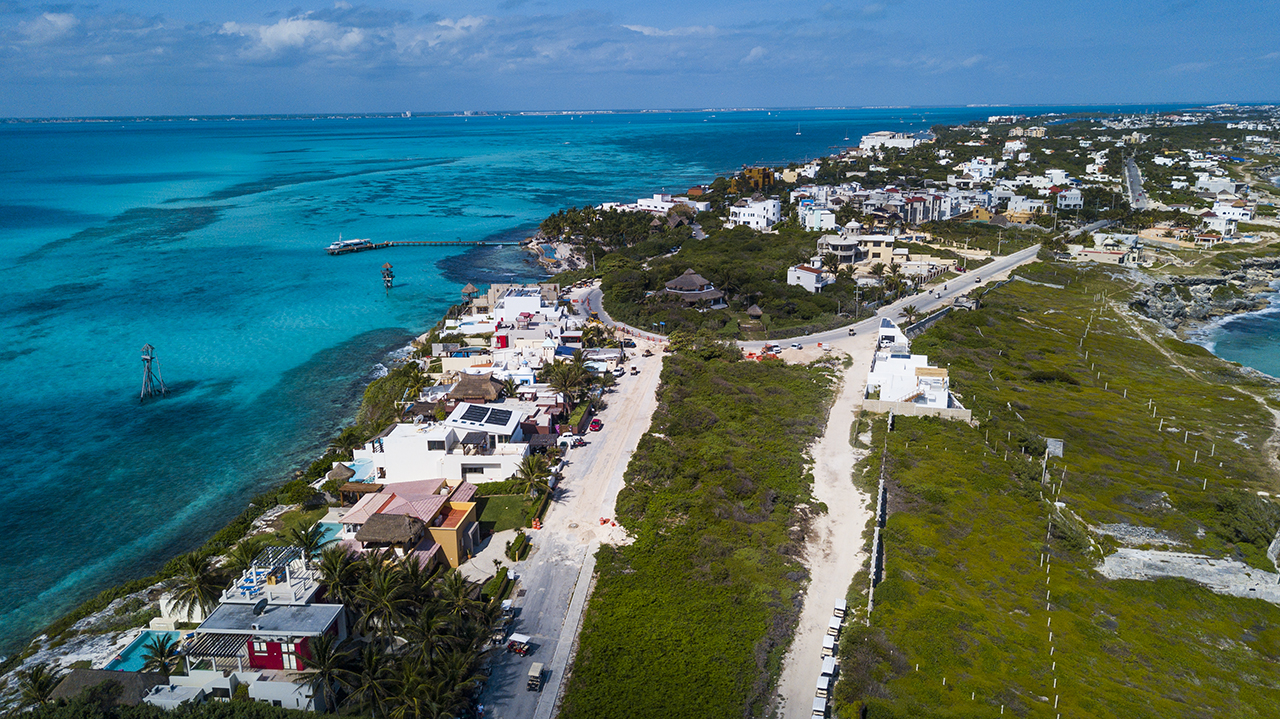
(491, 286), (564, 326)
(1212, 199), (1254, 221)
(787, 262), (836, 293)
(727, 198), (782, 230)
(1057, 188), (1084, 210)
(859, 131), (928, 151)
(865, 319), (958, 410)
(801, 205), (838, 232)
(351, 402), (531, 484)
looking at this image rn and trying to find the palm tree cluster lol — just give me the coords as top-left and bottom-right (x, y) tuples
(311, 546), (501, 718)
(541, 353), (593, 408)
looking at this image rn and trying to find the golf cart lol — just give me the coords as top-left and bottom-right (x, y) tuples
(527, 663), (544, 692)
(507, 633), (533, 656)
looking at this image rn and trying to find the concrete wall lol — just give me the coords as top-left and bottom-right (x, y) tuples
(861, 400), (972, 423)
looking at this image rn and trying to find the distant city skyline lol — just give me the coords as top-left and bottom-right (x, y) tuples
(2, 0), (1278, 118)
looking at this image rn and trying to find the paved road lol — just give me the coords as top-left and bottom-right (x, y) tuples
(479, 309), (665, 719)
(1124, 156), (1148, 211)
(741, 244), (1043, 351)
(1065, 219), (1115, 238)
(482, 247), (1042, 716)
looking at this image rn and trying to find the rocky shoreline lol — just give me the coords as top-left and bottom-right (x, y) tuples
(1130, 257), (1280, 334)
(520, 232), (589, 274)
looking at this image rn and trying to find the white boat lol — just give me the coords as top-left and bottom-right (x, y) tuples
(327, 235), (373, 251)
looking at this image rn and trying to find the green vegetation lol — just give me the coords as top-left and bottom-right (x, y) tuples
(561, 347), (835, 719)
(7, 687), (354, 719)
(837, 262), (1280, 718)
(476, 495), (531, 534)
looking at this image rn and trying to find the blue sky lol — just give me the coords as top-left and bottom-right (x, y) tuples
(2, 0), (1278, 117)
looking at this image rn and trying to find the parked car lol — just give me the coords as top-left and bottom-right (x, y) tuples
(621, 339), (636, 348)
(612, 367), (625, 377)
(589, 419), (603, 432)
(642, 349), (654, 357)
(790, 342), (803, 350)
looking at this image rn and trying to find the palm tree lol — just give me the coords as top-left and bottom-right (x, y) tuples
(500, 377), (519, 398)
(292, 634), (353, 712)
(401, 605), (453, 666)
(344, 643), (393, 717)
(17, 664), (61, 707)
(434, 569), (480, 622)
(899, 304), (921, 325)
(356, 554), (411, 639)
(329, 426), (368, 459)
(318, 545), (363, 607)
(432, 648), (484, 696)
(513, 454), (551, 498)
(141, 633), (184, 677)
(167, 553), (222, 622)
(399, 556), (439, 606)
(288, 522), (336, 564)
(223, 535), (267, 577)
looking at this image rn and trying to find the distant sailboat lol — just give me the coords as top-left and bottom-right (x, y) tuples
(844, 128), (850, 141)
(796, 124), (802, 136)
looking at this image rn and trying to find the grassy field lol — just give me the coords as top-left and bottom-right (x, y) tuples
(475, 495), (530, 534)
(559, 352), (836, 719)
(836, 261), (1280, 718)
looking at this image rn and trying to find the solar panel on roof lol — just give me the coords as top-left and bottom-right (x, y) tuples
(461, 405), (489, 423)
(486, 409), (512, 426)
(880, 318), (894, 328)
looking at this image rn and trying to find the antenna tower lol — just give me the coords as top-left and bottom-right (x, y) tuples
(140, 344), (169, 401)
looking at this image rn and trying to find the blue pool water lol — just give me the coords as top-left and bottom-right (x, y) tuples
(0, 103), (1191, 651)
(317, 522), (343, 546)
(105, 630), (183, 672)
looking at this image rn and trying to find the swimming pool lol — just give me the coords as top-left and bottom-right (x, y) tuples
(105, 630), (183, 672)
(317, 521), (343, 546)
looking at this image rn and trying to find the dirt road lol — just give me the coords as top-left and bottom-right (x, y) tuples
(774, 332), (877, 718)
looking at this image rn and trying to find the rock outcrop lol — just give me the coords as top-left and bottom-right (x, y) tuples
(1131, 258), (1280, 330)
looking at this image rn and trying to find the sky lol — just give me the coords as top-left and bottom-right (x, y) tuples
(2, 0), (1278, 117)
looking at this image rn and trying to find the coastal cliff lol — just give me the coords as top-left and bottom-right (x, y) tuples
(1130, 257), (1280, 331)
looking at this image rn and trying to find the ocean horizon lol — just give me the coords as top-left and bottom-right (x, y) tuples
(0, 103), (1197, 652)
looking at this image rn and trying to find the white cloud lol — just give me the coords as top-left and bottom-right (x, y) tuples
(18, 12), (78, 44)
(622, 24), (715, 37)
(220, 16), (366, 59)
(741, 46), (766, 64)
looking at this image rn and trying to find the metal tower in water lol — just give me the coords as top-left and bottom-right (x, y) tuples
(381, 262), (394, 290)
(140, 344), (168, 401)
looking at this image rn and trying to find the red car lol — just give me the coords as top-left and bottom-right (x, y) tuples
(589, 419), (603, 432)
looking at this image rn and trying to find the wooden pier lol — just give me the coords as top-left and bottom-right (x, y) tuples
(327, 239), (519, 256)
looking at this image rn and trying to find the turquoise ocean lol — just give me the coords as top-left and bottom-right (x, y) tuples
(0, 105), (1187, 650)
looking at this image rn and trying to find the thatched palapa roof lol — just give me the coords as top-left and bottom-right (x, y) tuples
(326, 463), (356, 483)
(51, 670), (167, 707)
(746, 304), (764, 319)
(449, 372), (503, 402)
(356, 513), (426, 544)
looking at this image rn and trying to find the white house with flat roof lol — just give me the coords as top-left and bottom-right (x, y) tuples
(801, 205), (838, 232)
(351, 402), (530, 484)
(865, 319), (964, 415)
(727, 198), (782, 230)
